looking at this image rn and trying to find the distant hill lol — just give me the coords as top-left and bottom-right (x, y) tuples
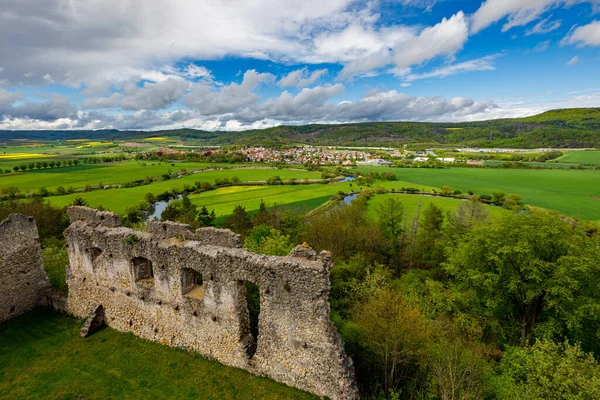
(2, 108), (600, 148)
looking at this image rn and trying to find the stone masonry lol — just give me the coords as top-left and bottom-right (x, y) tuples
(0, 214), (50, 323)
(65, 207), (358, 399)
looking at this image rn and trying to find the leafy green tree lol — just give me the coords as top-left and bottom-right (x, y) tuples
(444, 210), (600, 348)
(378, 197), (404, 242)
(244, 227), (294, 256)
(503, 193), (523, 210)
(414, 203), (445, 270)
(491, 191), (506, 205)
(440, 186), (453, 196)
(491, 341), (600, 400)
(56, 186), (66, 195)
(1, 186), (21, 199)
(353, 288), (431, 395)
(37, 187), (50, 197)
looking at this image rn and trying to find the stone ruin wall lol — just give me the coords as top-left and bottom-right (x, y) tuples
(65, 207), (358, 399)
(0, 214), (50, 323)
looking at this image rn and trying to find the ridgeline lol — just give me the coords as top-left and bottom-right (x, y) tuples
(2, 108), (600, 148)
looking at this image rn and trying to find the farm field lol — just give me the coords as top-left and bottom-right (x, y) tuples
(188, 184), (350, 217)
(46, 168), (324, 213)
(0, 309), (315, 400)
(557, 150), (600, 164)
(366, 193), (505, 221)
(359, 167), (600, 222)
(0, 161), (219, 193)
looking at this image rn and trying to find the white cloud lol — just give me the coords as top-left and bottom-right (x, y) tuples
(82, 77), (190, 111)
(392, 12), (469, 69)
(471, 0), (599, 34)
(526, 40), (552, 53)
(562, 20), (600, 46)
(338, 12), (469, 78)
(567, 55), (580, 65)
(183, 70), (275, 115)
(278, 68), (328, 88)
(525, 16), (562, 35)
(403, 54), (500, 83)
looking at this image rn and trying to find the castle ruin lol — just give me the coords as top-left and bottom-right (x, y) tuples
(63, 207), (359, 399)
(0, 214), (50, 323)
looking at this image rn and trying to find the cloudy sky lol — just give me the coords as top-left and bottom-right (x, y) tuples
(1, 0), (600, 131)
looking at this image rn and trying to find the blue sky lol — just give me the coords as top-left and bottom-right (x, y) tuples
(1, 0), (600, 130)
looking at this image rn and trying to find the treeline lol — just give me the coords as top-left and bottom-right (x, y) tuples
(2, 108), (600, 148)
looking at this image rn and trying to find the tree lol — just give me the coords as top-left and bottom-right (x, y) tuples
(378, 197), (404, 242)
(244, 227), (294, 256)
(447, 195), (489, 239)
(492, 191), (506, 205)
(222, 205), (253, 237)
(444, 209), (600, 348)
(0, 186), (20, 199)
(71, 197), (88, 206)
(28, 163), (34, 170)
(195, 206), (216, 227)
(56, 186), (66, 195)
(503, 193), (523, 210)
(37, 187), (50, 197)
(491, 341), (600, 399)
(73, 159), (80, 166)
(440, 186), (453, 196)
(353, 288), (431, 395)
(414, 202), (445, 270)
(252, 200), (270, 226)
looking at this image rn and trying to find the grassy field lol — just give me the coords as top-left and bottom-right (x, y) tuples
(359, 167), (600, 222)
(46, 168), (324, 213)
(188, 184), (348, 217)
(0, 309), (315, 400)
(557, 150), (600, 165)
(0, 161), (225, 193)
(366, 193), (505, 221)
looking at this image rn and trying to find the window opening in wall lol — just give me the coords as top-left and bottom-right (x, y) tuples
(182, 268), (204, 300)
(131, 257), (154, 287)
(240, 280), (261, 358)
(87, 247), (103, 262)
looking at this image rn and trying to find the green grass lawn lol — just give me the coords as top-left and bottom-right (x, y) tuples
(358, 167), (600, 222)
(557, 150), (600, 165)
(46, 169), (324, 213)
(0, 308), (316, 400)
(366, 193), (505, 221)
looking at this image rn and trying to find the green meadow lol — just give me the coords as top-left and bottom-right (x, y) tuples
(0, 161), (219, 193)
(46, 168), (323, 213)
(188, 184), (349, 217)
(0, 309), (315, 400)
(557, 150), (600, 165)
(359, 167), (600, 222)
(366, 193), (505, 221)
